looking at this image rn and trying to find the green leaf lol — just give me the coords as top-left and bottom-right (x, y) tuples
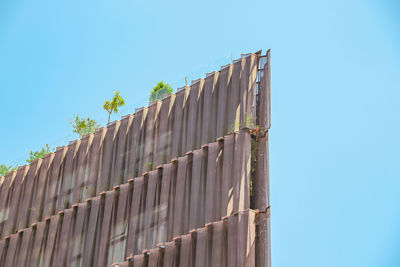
(0, 164), (18, 176)
(69, 114), (100, 138)
(26, 144), (54, 163)
(149, 81), (173, 101)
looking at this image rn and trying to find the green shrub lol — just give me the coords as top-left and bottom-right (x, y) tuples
(27, 144), (54, 163)
(69, 115), (100, 138)
(149, 81), (173, 102)
(0, 164), (17, 176)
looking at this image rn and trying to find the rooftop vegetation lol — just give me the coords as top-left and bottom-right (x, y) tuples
(1, 83), (173, 176)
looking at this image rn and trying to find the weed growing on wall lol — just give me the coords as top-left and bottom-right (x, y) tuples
(0, 164), (17, 176)
(26, 144), (54, 163)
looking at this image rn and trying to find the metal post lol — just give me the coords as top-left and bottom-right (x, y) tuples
(254, 49), (271, 267)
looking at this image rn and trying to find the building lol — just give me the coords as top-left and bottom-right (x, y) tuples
(0, 50), (271, 267)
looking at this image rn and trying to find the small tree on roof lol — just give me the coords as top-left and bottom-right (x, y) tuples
(104, 91), (126, 124)
(69, 115), (100, 138)
(149, 81), (173, 102)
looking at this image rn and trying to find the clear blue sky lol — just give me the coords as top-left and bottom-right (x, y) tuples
(1, 0), (399, 266)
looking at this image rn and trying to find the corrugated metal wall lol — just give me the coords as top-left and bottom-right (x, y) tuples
(0, 50), (271, 267)
(113, 209), (257, 267)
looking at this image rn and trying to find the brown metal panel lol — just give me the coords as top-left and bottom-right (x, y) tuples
(215, 141), (224, 220)
(162, 240), (176, 267)
(210, 72), (220, 143)
(167, 162), (178, 242)
(165, 95), (176, 163)
(224, 209), (257, 267)
(137, 177), (149, 255)
(16, 159), (42, 231)
(237, 210), (249, 267)
(221, 135), (234, 217)
(216, 64), (232, 137)
(153, 95), (174, 167)
(195, 80), (205, 149)
(87, 128), (107, 197)
(110, 183), (130, 264)
(179, 234), (192, 267)
(133, 253), (145, 267)
(109, 121), (122, 189)
(173, 156), (188, 237)
(137, 108), (149, 176)
(30, 220), (46, 266)
(228, 60), (241, 133)
(171, 89), (185, 159)
(55, 208), (74, 267)
(254, 134), (270, 267)
(186, 81), (200, 151)
(58, 140), (80, 212)
(73, 134), (93, 204)
(246, 54), (258, 128)
(268, 211), (272, 267)
(0, 239), (5, 266)
(126, 109), (144, 179)
(0, 171), (15, 238)
(194, 227), (207, 267)
(246, 210), (257, 267)
(201, 72), (219, 144)
(239, 54), (257, 129)
(0, 171), (14, 211)
(125, 112), (139, 179)
(180, 88), (190, 159)
(143, 102), (161, 173)
(257, 50), (271, 131)
(211, 220), (225, 267)
(67, 202), (87, 267)
(157, 165), (172, 244)
(227, 213), (238, 267)
(42, 215), (60, 267)
(16, 228), (32, 266)
(3, 165), (29, 236)
(183, 155), (192, 236)
(233, 130), (251, 213)
(99, 122), (119, 193)
(143, 170), (159, 250)
(239, 56), (249, 128)
(189, 148), (205, 230)
(148, 247), (160, 267)
(4, 233), (19, 267)
(29, 153), (55, 225)
(81, 196), (101, 267)
(114, 115), (133, 185)
(256, 210), (271, 267)
(122, 120), (136, 183)
(126, 177), (145, 257)
(254, 132), (269, 211)
(97, 191), (115, 267)
(205, 142), (217, 224)
(43, 146), (67, 218)
(200, 73), (214, 144)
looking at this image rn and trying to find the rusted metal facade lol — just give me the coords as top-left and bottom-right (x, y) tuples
(0, 50), (271, 266)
